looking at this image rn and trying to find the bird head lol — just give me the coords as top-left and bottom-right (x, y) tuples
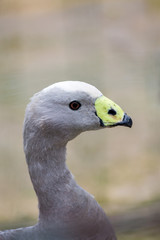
(24, 81), (132, 145)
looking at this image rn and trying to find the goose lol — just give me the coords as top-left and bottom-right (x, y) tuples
(0, 81), (132, 240)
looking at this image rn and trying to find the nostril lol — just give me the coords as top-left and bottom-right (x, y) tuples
(108, 108), (117, 116)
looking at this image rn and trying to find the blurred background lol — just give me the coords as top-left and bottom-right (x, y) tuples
(0, 0), (160, 239)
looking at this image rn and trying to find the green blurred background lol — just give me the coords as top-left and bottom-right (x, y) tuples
(0, 0), (160, 239)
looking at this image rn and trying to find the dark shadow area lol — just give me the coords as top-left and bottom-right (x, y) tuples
(111, 202), (160, 239)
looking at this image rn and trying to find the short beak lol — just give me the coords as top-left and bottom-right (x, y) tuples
(95, 95), (133, 128)
(112, 113), (133, 128)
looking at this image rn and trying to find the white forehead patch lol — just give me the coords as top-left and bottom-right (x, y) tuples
(42, 81), (102, 99)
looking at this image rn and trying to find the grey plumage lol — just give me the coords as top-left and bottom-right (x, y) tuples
(0, 81), (132, 240)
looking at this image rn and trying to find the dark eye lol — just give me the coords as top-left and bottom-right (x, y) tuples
(69, 101), (81, 110)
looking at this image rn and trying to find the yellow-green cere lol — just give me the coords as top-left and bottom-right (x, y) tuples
(95, 95), (124, 126)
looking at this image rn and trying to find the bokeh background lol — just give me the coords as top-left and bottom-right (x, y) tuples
(0, 0), (160, 239)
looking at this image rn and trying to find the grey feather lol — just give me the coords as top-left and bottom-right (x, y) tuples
(0, 82), (117, 240)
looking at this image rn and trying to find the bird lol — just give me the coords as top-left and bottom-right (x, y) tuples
(0, 81), (132, 240)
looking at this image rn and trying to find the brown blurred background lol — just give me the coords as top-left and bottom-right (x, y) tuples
(0, 0), (160, 239)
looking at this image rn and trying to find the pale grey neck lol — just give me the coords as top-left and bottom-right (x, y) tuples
(25, 134), (75, 223)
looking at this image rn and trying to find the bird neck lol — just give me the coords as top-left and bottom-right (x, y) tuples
(25, 134), (75, 223)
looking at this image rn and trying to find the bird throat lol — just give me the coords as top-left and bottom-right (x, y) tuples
(26, 136), (75, 224)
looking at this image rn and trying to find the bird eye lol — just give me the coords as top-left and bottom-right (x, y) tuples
(69, 101), (81, 110)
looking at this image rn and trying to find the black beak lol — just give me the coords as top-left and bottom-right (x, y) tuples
(117, 113), (133, 128)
